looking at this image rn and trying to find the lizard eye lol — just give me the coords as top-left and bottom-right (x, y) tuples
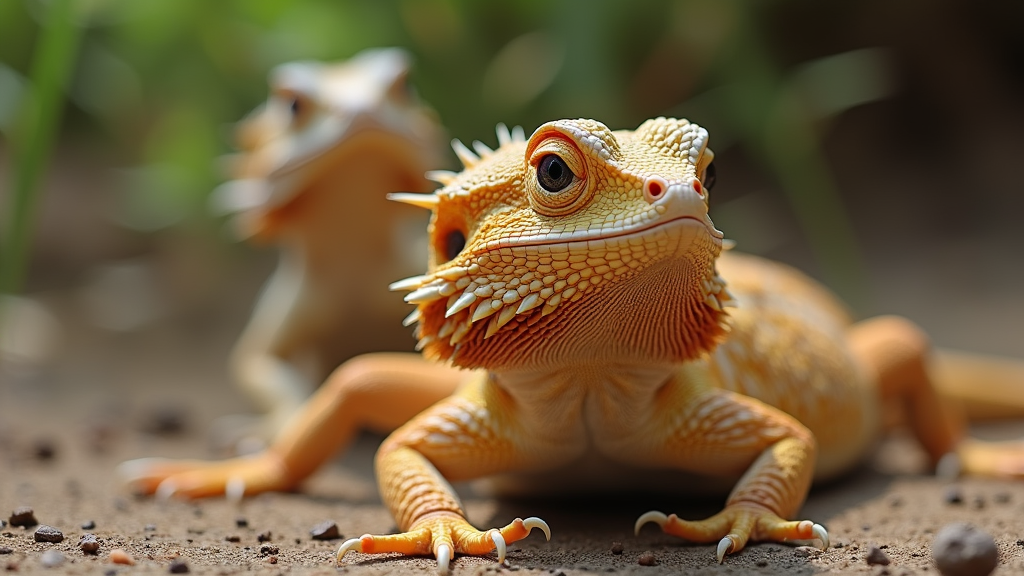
(442, 229), (466, 262)
(703, 162), (716, 191)
(537, 154), (575, 192)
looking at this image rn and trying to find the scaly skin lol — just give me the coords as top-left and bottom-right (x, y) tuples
(123, 117), (1024, 572)
(209, 48), (448, 439)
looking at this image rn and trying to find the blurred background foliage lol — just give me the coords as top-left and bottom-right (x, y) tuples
(1, 0), (1022, 359)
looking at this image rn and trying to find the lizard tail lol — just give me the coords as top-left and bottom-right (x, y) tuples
(934, 349), (1024, 421)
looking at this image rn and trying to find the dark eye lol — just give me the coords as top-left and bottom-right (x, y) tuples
(703, 162), (716, 191)
(537, 154), (575, 192)
(443, 229), (466, 262)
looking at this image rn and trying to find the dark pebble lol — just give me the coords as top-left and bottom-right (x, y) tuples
(610, 541), (623, 555)
(756, 559), (768, 567)
(8, 508), (37, 528)
(225, 535), (240, 543)
(888, 496), (904, 508)
(932, 523), (998, 576)
(33, 525), (64, 543)
(866, 545), (890, 566)
(140, 405), (187, 436)
(993, 492), (1011, 504)
(235, 517), (248, 528)
(168, 558), (189, 573)
(0, 549), (10, 555)
(32, 439), (56, 461)
(259, 544), (279, 556)
(266, 556), (277, 565)
(943, 486), (964, 505)
(971, 496), (985, 510)
(310, 520), (341, 541)
(257, 531), (272, 542)
(637, 552), (658, 566)
(81, 520), (95, 530)
(80, 534), (100, 554)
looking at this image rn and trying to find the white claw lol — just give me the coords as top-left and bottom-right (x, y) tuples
(716, 535), (735, 564)
(225, 476), (245, 504)
(336, 537), (363, 563)
(522, 517), (551, 541)
(436, 543), (452, 574)
(812, 523), (829, 550)
(490, 530), (506, 563)
(634, 511), (668, 535)
(155, 478), (178, 501)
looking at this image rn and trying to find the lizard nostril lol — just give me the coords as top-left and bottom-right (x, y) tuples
(643, 176), (668, 204)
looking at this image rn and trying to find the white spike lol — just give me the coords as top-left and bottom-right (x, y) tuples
(425, 169), (458, 186)
(722, 238), (737, 251)
(389, 274), (432, 292)
(451, 139), (479, 168)
(336, 538), (363, 562)
(496, 123), (512, 147)
(516, 293), (543, 315)
(522, 517), (551, 541)
(436, 543), (452, 574)
(704, 293), (723, 311)
(490, 530), (506, 563)
(495, 305), (518, 330)
(405, 285), (446, 304)
(438, 319), (456, 339)
(449, 321), (472, 345)
(402, 309), (421, 327)
(634, 511), (668, 535)
(472, 140), (493, 157)
(540, 293), (562, 316)
(716, 536), (734, 564)
(437, 266), (468, 281)
(471, 300), (500, 323)
(511, 125), (525, 142)
(446, 292), (477, 317)
(387, 192), (439, 210)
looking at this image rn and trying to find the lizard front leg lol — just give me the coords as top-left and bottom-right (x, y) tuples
(121, 353), (463, 498)
(627, 370), (825, 562)
(337, 375), (568, 572)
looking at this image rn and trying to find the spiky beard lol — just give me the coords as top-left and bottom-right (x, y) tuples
(393, 220), (733, 371)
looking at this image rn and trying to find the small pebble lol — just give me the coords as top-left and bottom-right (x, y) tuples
(109, 549), (135, 565)
(8, 508), (37, 528)
(81, 520), (96, 530)
(971, 496), (985, 510)
(610, 542), (623, 555)
(0, 521), (5, 529)
(259, 544), (279, 556)
(943, 486), (964, 505)
(266, 556), (277, 565)
(310, 520), (341, 541)
(257, 531), (272, 542)
(993, 492), (1011, 504)
(932, 523), (998, 576)
(32, 439), (56, 461)
(40, 550), (65, 568)
(225, 535), (240, 543)
(168, 558), (189, 573)
(33, 525), (64, 543)
(637, 552), (658, 566)
(866, 545), (891, 566)
(145, 524), (156, 532)
(235, 517), (248, 528)
(0, 549), (10, 555)
(141, 405), (187, 436)
(80, 534), (100, 554)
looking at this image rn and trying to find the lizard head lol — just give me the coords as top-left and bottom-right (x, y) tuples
(212, 47), (442, 239)
(392, 117), (732, 370)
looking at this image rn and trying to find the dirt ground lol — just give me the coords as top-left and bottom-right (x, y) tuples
(2, 290), (1024, 576)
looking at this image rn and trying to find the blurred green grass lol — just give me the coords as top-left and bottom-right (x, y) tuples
(2, 0), (1021, 311)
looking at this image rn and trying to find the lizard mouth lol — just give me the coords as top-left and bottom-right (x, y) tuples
(496, 214), (724, 252)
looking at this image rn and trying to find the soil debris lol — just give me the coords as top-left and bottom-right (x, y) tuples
(168, 558), (189, 573)
(610, 542), (623, 555)
(866, 545), (890, 566)
(80, 534), (100, 554)
(637, 552), (657, 566)
(256, 531), (272, 542)
(259, 544), (279, 556)
(8, 508), (37, 528)
(309, 520), (340, 541)
(33, 525), (64, 543)
(931, 523), (998, 576)
(81, 520), (95, 530)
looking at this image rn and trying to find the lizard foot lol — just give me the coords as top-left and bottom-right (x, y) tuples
(337, 513), (550, 573)
(635, 504), (827, 563)
(118, 453), (292, 500)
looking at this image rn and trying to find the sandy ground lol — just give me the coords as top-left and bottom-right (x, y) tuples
(3, 292), (1024, 576)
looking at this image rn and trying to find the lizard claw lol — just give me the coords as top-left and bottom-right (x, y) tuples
(336, 537), (362, 562)
(812, 523), (829, 549)
(634, 510), (669, 535)
(716, 535), (735, 564)
(490, 530), (506, 563)
(155, 478), (178, 502)
(225, 476), (246, 504)
(522, 516), (551, 541)
(436, 543), (452, 574)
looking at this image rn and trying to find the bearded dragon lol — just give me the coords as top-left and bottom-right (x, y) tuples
(209, 48), (446, 437)
(123, 117), (1024, 572)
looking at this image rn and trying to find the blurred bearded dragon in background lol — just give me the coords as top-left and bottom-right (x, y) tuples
(125, 116), (1024, 572)
(209, 48), (446, 444)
